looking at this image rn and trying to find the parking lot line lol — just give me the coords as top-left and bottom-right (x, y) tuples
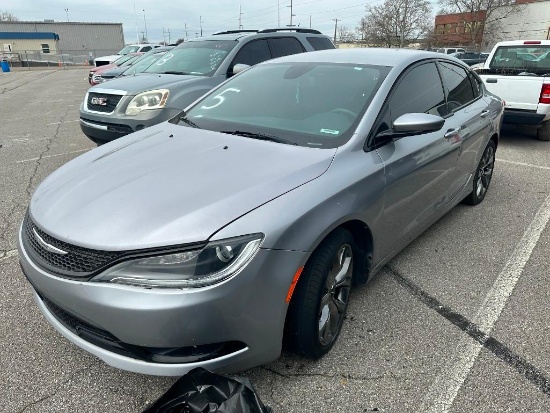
(419, 193), (550, 412)
(498, 159), (550, 171)
(16, 149), (90, 164)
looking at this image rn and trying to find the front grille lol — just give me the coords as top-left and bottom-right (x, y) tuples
(23, 215), (125, 277)
(87, 92), (123, 113)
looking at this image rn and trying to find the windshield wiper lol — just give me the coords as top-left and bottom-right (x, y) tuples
(160, 71), (193, 75)
(177, 115), (200, 128)
(220, 130), (297, 145)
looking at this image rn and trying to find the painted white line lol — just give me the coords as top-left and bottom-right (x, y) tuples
(498, 159), (550, 171)
(0, 249), (18, 262)
(17, 148), (90, 164)
(46, 119), (79, 125)
(420, 193), (550, 412)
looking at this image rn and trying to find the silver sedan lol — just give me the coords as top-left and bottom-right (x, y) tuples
(18, 48), (503, 376)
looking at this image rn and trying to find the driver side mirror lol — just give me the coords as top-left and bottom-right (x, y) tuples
(393, 113), (445, 133)
(230, 63), (251, 77)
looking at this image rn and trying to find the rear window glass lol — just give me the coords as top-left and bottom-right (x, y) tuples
(306, 37), (335, 51)
(489, 45), (550, 73)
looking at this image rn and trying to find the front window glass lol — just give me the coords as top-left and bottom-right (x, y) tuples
(390, 62), (446, 120)
(488, 45), (550, 73)
(177, 62), (390, 148)
(144, 41), (236, 76)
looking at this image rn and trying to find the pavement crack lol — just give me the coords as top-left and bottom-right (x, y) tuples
(17, 362), (97, 412)
(0, 70), (57, 95)
(260, 366), (390, 382)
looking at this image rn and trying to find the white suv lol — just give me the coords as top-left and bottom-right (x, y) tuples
(94, 44), (160, 67)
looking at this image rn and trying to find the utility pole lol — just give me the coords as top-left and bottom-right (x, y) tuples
(333, 18), (339, 43)
(143, 9), (148, 43)
(185, 23), (188, 39)
(134, 2), (139, 43)
(200, 16), (203, 37)
(162, 27), (166, 45)
(309, 15), (311, 28)
(168, 28), (171, 44)
(278, 0), (280, 27)
(399, 0), (409, 48)
(238, 5), (243, 29)
(287, 0), (296, 27)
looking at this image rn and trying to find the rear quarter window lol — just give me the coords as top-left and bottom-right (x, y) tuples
(306, 37), (335, 50)
(268, 37), (305, 58)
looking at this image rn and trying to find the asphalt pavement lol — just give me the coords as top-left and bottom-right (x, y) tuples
(1, 68), (549, 412)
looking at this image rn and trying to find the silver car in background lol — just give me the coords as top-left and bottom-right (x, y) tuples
(18, 49), (503, 376)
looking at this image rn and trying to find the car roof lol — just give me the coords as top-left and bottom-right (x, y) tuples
(186, 28), (330, 42)
(262, 48), (453, 68)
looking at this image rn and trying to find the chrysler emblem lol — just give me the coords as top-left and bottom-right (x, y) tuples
(32, 228), (68, 255)
(91, 97), (108, 106)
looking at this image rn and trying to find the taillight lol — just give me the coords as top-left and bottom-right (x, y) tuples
(540, 84), (550, 104)
(524, 41), (541, 45)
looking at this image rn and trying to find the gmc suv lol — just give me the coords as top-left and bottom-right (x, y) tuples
(80, 28), (335, 145)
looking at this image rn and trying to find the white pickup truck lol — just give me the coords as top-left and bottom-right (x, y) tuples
(477, 40), (550, 141)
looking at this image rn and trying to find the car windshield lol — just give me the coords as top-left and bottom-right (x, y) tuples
(176, 62), (390, 149)
(489, 45), (550, 73)
(121, 51), (168, 76)
(118, 45), (140, 54)
(143, 41), (236, 76)
(113, 54), (137, 65)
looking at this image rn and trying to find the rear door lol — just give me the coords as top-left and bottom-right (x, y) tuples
(437, 61), (491, 191)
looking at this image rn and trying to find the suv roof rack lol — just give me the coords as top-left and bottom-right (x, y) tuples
(257, 28), (322, 34)
(213, 30), (259, 35)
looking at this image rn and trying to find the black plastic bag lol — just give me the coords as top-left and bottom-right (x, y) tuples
(143, 368), (273, 413)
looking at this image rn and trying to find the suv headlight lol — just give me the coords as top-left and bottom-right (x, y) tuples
(92, 74), (105, 84)
(91, 234), (263, 288)
(125, 89), (169, 115)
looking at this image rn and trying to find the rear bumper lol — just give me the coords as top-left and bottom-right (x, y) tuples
(503, 109), (546, 125)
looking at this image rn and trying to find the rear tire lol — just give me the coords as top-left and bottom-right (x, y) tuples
(287, 228), (354, 359)
(464, 140), (495, 205)
(537, 120), (550, 141)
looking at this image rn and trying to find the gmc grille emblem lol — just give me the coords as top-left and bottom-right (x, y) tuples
(91, 97), (108, 106)
(32, 228), (68, 255)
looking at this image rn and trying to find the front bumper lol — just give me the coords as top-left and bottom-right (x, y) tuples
(18, 226), (307, 376)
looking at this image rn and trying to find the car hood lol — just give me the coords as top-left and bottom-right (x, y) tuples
(91, 64), (116, 74)
(30, 123), (336, 250)
(95, 54), (120, 62)
(90, 73), (209, 95)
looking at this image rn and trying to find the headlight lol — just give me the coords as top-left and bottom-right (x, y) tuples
(91, 234), (263, 288)
(92, 74), (105, 84)
(125, 89), (169, 115)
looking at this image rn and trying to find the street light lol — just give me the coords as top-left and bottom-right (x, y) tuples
(64, 8), (69, 22)
(143, 9), (148, 43)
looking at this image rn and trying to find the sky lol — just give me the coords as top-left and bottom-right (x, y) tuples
(1, 0), (390, 43)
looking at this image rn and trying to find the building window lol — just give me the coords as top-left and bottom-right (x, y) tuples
(41, 44), (50, 53)
(436, 25), (444, 35)
(444, 24), (452, 34)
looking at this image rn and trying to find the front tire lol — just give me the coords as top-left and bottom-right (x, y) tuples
(287, 228), (354, 359)
(464, 140), (495, 205)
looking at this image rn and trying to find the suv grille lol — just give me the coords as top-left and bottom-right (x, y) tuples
(23, 215), (125, 277)
(87, 92), (123, 113)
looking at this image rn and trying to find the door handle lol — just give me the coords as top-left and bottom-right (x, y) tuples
(486, 78), (497, 83)
(480, 110), (491, 118)
(444, 128), (460, 139)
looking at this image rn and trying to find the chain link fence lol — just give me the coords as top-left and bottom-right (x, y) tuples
(0, 49), (119, 71)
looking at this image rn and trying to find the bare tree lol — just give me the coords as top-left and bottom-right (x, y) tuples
(361, 0), (433, 48)
(338, 25), (356, 43)
(356, 17), (368, 43)
(0, 10), (19, 21)
(437, 0), (521, 47)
